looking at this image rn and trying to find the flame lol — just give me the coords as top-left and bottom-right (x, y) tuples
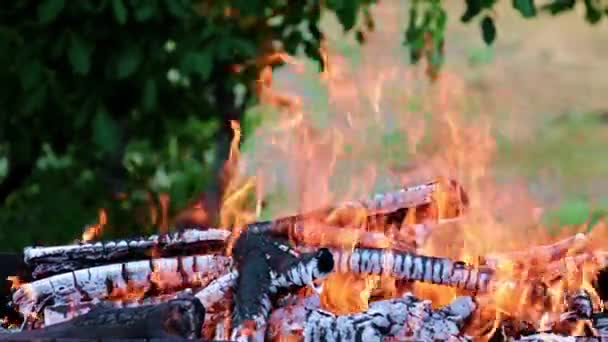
(209, 1), (608, 337)
(6, 276), (22, 290)
(82, 208), (107, 242)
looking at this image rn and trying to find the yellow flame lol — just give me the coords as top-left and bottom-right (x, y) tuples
(82, 208), (107, 242)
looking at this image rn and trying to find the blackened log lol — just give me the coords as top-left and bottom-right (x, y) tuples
(593, 266), (608, 302)
(230, 232), (334, 341)
(42, 290), (199, 327)
(0, 297), (205, 340)
(592, 312), (608, 340)
(230, 233), (279, 338)
(24, 229), (230, 279)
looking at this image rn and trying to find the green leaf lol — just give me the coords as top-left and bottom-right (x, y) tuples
(111, 0), (128, 24)
(37, 0), (65, 24)
(142, 78), (157, 111)
(132, 0), (159, 22)
(335, 0), (361, 32)
(115, 45), (142, 79)
(181, 51), (212, 80)
(92, 108), (121, 154)
(23, 84), (48, 114)
(480, 16), (496, 45)
(19, 61), (44, 90)
(164, 0), (190, 18)
(68, 33), (93, 75)
(513, 0), (537, 17)
(461, 0), (482, 22)
(540, 0), (575, 15)
(584, 0), (602, 24)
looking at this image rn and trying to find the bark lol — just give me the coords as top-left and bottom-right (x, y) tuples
(0, 296), (205, 340)
(13, 255), (233, 318)
(24, 229), (230, 279)
(330, 248), (495, 292)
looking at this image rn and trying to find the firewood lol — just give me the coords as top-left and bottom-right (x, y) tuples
(195, 271), (238, 309)
(0, 296), (205, 340)
(13, 255), (233, 318)
(22, 178), (465, 280)
(25, 228), (230, 279)
(482, 233), (588, 271)
(330, 247), (495, 292)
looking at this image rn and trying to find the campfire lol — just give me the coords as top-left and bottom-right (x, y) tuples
(0, 177), (607, 341)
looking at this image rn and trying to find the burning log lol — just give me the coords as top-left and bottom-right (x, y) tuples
(330, 247), (495, 292)
(12, 254), (233, 318)
(24, 228), (231, 279)
(247, 178), (467, 237)
(21, 178), (463, 281)
(0, 296), (206, 340)
(229, 232), (335, 341)
(268, 292), (476, 341)
(482, 233), (588, 271)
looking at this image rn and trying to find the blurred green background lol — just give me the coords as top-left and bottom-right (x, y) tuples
(1, 0), (607, 251)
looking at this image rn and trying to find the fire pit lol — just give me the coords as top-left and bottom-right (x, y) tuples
(1, 178), (607, 341)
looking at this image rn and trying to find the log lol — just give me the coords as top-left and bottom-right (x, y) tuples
(24, 229), (230, 279)
(482, 233), (588, 271)
(41, 290), (199, 327)
(229, 232), (335, 341)
(195, 271), (238, 310)
(13, 255), (233, 318)
(268, 293), (476, 341)
(0, 296), (206, 340)
(330, 247), (495, 292)
(246, 178), (467, 238)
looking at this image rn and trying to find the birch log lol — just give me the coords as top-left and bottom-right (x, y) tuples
(12, 254), (232, 317)
(24, 228), (230, 279)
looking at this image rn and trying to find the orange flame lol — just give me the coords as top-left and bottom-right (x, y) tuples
(82, 208), (107, 242)
(212, 1), (608, 335)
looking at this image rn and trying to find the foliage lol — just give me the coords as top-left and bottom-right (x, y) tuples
(0, 0), (377, 250)
(0, 0), (604, 250)
(404, 0), (607, 78)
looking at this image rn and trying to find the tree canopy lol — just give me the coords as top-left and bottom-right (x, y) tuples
(0, 0), (604, 250)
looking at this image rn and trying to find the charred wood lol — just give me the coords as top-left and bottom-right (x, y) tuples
(24, 229), (230, 279)
(13, 255), (232, 318)
(246, 178), (467, 239)
(0, 296), (205, 340)
(330, 247), (495, 292)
